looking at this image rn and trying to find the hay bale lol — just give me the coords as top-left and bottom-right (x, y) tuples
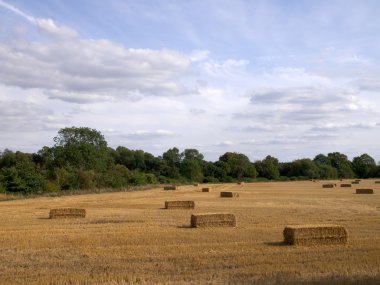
(351, 181), (359, 184)
(355, 179), (361, 182)
(283, 224), (347, 245)
(165, 200), (195, 209)
(340, 184), (352, 188)
(356, 189), (374, 194)
(190, 213), (236, 228)
(374, 181), (380, 184)
(220, 191), (239, 198)
(202, 187), (210, 192)
(49, 208), (86, 219)
(193, 183), (199, 186)
(237, 182), (244, 185)
(164, 185), (177, 190)
(322, 184), (335, 188)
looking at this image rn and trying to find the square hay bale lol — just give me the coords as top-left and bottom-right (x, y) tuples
(355, 179), (361, 182)
(356, 189), (374, 194)
(165, 200), (195, 209)
(220, 191), (239, 198)
(322, 184), (335, 188)
(351, 181), (359, 184)
(237, 182), (244, 185)
(193, 183), (199, 186)
(374, 181), (380, 184)
(202, 187), (211, 192)
(191, 213), (236, 228)
(340, 184), (352, 188)
(49, 208), (86, 219)
(283, 224), (347, 245)
(164, 186), (177, 190)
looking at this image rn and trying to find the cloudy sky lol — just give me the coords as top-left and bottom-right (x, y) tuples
(0, 0), (379, 162)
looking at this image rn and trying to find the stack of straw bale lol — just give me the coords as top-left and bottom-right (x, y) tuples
(220, 191), (239, 198)
(165, 200), (195, 209)
(190, 213), (236, 227)
(49, 208), (86, 219)
(283, 224), (347, 245)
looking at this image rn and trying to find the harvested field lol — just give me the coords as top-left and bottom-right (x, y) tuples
(283, 224), (347, 245)
(340, 183), (352, 187)
(190, 213), (236, 228)
(356, 189), (374, 194)
(165, 200), (195, 209)
(164, 185), (177, 190)
(0, 180), (379, 284)
(49, 208), (86, 219)
(220, 191), (239, 197)
(322, 184), (335, 188)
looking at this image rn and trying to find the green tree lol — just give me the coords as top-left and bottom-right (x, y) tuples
(254, 155), (280, 180)
(180, 159), (203, 182)
(352, 153), (376, 178)
(313, 154), (330, 165)
(52, 127), (113, 172)
(327, 152), (354, 178)
(289, 159), (319, 179)
(219, 152), (257, 179)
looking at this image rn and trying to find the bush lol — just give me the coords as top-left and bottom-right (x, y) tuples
(203, 176), (219, 183)
(44, 181), (61, 192)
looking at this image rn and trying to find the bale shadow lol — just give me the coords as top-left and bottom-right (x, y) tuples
(264, 241), (289, 247)
(177, 224), (193, 229)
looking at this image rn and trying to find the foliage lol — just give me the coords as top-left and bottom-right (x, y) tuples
(1, 126), (379, 194)
(254, 155), (280, 180)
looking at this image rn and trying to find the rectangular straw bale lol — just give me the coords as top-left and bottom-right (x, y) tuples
(340, 184), (352, 188)
(322, 184), (335, 188)
(356, 189), (374, 194)
(375, 181), (380, 184)
(165, 200), (195, 209)
(191, 213), (236, 227)
(220, 191), (239, 198)
(237, 182), (244, 185)
(193, 183), (199, 186)
(49, 208), (86, 219)
(283, 224), (347, 245)
(202, 187), (211, 192)
(351, 181), (359, 184)
(355, 179), (361, 182)
(164, 186), (177, 190)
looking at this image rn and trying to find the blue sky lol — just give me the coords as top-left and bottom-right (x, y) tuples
(0, 0), (380, 162)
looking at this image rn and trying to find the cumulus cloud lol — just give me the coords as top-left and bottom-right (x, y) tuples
(0, 39), (193, 103)
(121, 130), (178, 140)
(0, 99), (68, 132)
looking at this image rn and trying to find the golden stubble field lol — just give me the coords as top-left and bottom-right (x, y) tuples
(0, 181), (379, 285)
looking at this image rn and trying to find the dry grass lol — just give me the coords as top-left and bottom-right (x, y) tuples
(0, 180), (379, 284)
(220, 191), (239, 197)
(49, 208), (86, 219)
(190, 213), (236, 228)
(356, 189), (374, 194)
(283, 224), (347, 245)
(164, 200), (195, 209)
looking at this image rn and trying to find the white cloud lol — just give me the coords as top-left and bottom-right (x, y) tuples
(122, 130), (178, 140)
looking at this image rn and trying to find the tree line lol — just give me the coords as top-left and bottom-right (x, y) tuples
(0, 127), (379, 194)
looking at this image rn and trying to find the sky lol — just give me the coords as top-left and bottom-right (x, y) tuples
(0, 0), (380, 162)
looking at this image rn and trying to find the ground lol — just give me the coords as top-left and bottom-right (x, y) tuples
(0, 180), (379, 284)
